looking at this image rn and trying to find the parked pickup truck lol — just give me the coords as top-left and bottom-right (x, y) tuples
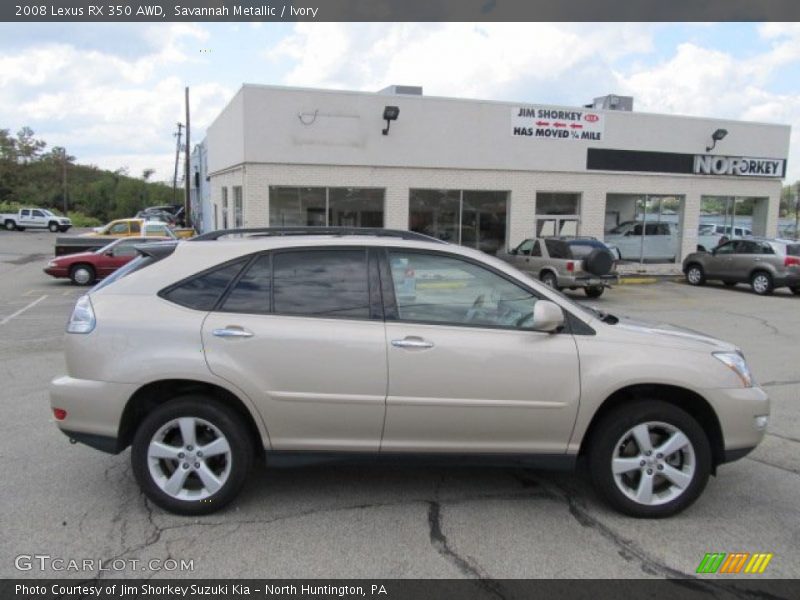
(2, 208), (72, 232)
(55, 222), (177, 256)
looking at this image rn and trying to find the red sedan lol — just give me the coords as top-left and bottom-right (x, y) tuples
(44, 237), (171, 285)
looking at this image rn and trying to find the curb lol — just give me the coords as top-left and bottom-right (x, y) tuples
(618, 275), (684, 285)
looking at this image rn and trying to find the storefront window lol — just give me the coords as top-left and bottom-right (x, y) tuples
(269, 187), (384, 227)
(604, 194), (684, 263)
(328, 188), (384, 227)
(409, 189), (508, 255)
(233, 186), (243, 228)
(699, 196), (769, 249)
(535, 192), (580, 237)
(221, 187), (229, 229)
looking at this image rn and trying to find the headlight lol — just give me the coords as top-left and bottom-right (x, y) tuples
(713, 351), (754, 388)
(66, 295), (96, 334)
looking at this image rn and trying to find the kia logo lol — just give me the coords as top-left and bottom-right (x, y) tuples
(584, 114), (599, 123)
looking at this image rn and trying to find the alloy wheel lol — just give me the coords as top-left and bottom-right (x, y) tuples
(611, 421), (696, 506)
(147, 417), (232, 501)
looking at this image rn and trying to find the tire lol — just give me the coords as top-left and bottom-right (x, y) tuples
(750, 271), (774, 296)
(585, 286), (605, 298)
(69, 264), (95, 286)
(791, 286), (800, 296)
(540, 271), (558, 289)
(723, 281), (737, 287)
(48, 221), (59, 232)
(583, 249), (614, 276)
(131, 396), (254, 515)
(4, 220), (15, 231)
(685, 264), (705, 286)
(587, 400), (711, 518)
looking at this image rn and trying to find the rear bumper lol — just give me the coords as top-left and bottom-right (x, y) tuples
(49, 376), (137, 454)
(559, 274), (619, 288)
(774, 273), (800, 287)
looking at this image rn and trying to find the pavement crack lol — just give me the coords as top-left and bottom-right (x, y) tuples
(426, 501), (506, 600)
(759, 379), (800, 389)
(765, 431), (800, 444)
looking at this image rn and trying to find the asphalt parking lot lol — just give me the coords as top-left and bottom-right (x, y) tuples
(0, 230), (798, 585)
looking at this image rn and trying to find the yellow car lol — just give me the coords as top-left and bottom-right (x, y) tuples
(83, 219), (174, 238)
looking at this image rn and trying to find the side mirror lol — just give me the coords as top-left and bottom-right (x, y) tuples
(531, 300), (565, 333)
(509, 248), (517, 255)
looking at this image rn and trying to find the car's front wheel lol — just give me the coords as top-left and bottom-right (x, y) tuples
(685, 264), (705, 286)
(48, 221), (59, 232)
(588, 400), (711, 518)
(131, 397), (253, 515)
(69, 264), (95, 286)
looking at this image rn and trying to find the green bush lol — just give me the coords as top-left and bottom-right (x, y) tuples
(66, 211), (102, 227)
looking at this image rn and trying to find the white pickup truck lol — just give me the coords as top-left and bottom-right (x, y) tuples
(2, 208), (72, 232)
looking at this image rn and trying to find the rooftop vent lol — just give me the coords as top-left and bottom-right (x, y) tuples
(378, 85), (423, 96)
(587, 94), (633, 111)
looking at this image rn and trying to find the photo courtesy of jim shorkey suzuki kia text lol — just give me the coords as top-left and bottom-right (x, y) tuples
(15, 584), (388, 597)
(17, 5), (321, 18)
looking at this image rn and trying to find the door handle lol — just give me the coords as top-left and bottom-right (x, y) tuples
(212, 327), (254, 338)
(391, 337), (434, 349)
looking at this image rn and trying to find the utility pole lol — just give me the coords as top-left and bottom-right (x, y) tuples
(184, 86), (192, 228)
(794, 181), (799, 240)
(172, 122), (183, 205)
(61, 147), (68, 215)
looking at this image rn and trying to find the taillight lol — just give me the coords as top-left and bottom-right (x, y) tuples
(66, 295), (96, 334)
(785, 256), (800, 267)
(566, 261), (574, 272)
(53, 408), (67, 421)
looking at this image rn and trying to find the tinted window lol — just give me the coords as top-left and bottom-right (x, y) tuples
(531, 241), (542, 257)
(273, 250), (368, 318)
(163, 259), (247, 310)
(715, 242), (736, 255)
(388, 251), (538, 329)
(32, 210), (44, 217)
(221, 255), (271, 314)
(544, 239), (570, 259)
(787, 244), (800, 257)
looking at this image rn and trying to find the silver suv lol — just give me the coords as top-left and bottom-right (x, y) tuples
(504, 237), (618, 298)
(683, 238), (800, 295)
(50, 228), (769, 517)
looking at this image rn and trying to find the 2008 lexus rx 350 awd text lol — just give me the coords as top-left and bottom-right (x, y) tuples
(50, 228), (769, 518)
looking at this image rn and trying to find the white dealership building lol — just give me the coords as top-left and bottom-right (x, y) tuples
(204, 84), (791, 270)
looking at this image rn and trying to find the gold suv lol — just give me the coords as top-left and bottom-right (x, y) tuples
(50, 228), (769, 517)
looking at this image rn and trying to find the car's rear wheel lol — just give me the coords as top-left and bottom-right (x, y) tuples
(69, 264), (95, 286)
(585, 286), (604, 298)
(4, 220), (15, 231)
(588, 400), (711, 518)
(685, 264), (705, 286)
(48, 221), (59, 232)
(750, 271), (774, 295)
(131, 397), (253, 515)
(540, 271), (558, 289)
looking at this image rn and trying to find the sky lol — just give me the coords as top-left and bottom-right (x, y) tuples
(1, 22), (799, 183)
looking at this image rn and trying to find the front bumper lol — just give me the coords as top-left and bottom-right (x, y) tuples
(703, 385), (770, 461)
(43, 266), (68, 278)
(49, 376), (138, 454)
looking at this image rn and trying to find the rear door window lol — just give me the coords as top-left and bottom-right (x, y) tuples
(220, 255), (272, 314)
(273, 249), (369, 319)
(162, 259), (248, 310)
(544, 239), (571, 259)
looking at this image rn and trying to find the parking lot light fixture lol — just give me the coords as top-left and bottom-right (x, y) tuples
(706, 128), (728, 152)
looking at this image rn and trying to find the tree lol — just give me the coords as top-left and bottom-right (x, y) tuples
(16, 127), (46, 163)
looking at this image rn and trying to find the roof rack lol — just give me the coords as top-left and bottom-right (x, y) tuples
(190, 226), (447, 244)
